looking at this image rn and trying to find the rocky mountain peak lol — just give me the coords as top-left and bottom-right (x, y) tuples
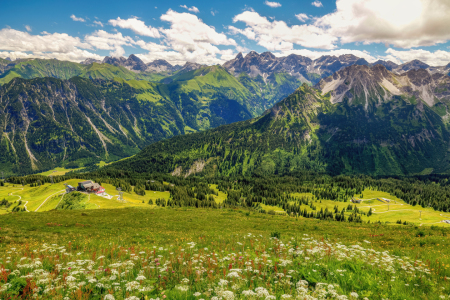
(80, 58), (102, 65)
(260, 52), (276, 60)
(235, 52), (244, 60)
(178, 62), (205, 73)
(318, 63), (450, 108)
(372, 60), (398, 71)
(398, 59), (430, 72)
(246, 51), (260, 57)
(102, 56), (126, 66)
(124, 54), (147, 71)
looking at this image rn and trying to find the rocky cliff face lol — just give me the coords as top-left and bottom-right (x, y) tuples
(101, 55), (186, 74)
(146, 59), (181, 73)
(223, 52), (372, 84)
(80, 58), (102, 65)
(317, 64), (450, 111)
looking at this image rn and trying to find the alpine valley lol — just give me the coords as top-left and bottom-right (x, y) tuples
(1, 52), (450, 176)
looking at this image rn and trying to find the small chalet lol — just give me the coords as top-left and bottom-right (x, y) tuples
(351, 198), (362, 203)
(78, 180), (104, 194)
(65, 185), (76, 193)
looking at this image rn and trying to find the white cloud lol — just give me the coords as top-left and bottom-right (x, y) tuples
(156, 9), (236, 65)
(0, 28), (103, 62)
(0, 49), (103, 62)
(70, 14), (86, 22)
(381, 48), (450, 66)
(295, 13), (309, 22)
(311, 1), (323, 7)
(25, 25), (32, 32)
(85, 30), (136, 57)
(135, 40), (168, 52)
(108, 17), (160, 38)
(93, 21), (103, 27)
(314, 0), (450, 48)
(231, 11), (337, 50)
(264, 1), (282, 8)
(180, 5), (200, 13)
(0, 28), (92, 53)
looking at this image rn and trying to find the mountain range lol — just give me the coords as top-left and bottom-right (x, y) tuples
(1, 52), (450, 176)
(110, 64), (450, 177)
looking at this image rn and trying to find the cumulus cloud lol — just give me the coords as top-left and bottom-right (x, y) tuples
(70, 14), (85, 22)
(314, 0), (450, 48)
(264, 1), (281, 8)
(0, 28), (103, 62)
(0, 28), (92, 53)
(25, 25), (32, 32)
(381, 48), (450, 66)
(93, 21), (103, 27)
(85, 30), (137, 57)
(0, 49), (103, 62)
(108, 17), (160, 38)
(230, 11), (337, 50)
(180, 5), (200, 13)
(295, 13), (309, 22)
(156, 9), (236, 65)
(311, 1), (323, 7)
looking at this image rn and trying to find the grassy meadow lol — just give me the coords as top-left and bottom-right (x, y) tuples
(2, 181), (450, 299)
(1, 181), (450, 227)
(1, 208), (450, 299)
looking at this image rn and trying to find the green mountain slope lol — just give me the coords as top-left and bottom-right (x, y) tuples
(0, 60), (165, 85)
(0, 74), (255, 175)
(109, 65), (450, 177)
(165, 65), (302, 117)
(0, 59), (302, 118)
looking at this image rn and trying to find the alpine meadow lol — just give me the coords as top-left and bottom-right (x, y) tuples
(2, 1), (450, 299)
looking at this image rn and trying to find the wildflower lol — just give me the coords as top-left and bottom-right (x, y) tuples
(104, 295), (115, 300)
(350, 292), (359, 298)
(125, 281), (140, 291)
(176, 285), (189, 292)
(136, 275), (146, 281)
(193, 292), (202, 296)
(218, 290), (234, 300)
(227, 272), (240, 278)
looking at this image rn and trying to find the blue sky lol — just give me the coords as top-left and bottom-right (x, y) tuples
(1, 0), (450, 66)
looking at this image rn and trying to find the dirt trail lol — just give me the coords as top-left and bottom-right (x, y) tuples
(35, 190), (65, 212)
(9, 188), (29, 212)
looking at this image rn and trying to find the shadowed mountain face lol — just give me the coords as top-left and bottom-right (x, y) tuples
(0, 72), (255, 175)
(110, 65), (450, 177)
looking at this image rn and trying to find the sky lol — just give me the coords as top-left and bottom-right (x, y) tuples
(1, 0), (450, 66)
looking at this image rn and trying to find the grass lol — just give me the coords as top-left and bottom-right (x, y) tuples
(2, 182), (449, 227)
(0, 179), (174, 213)
(37, 167), (83, 176)
(0, 208), (450, 299)
(289, 189), (450, 227)
(209, 184), (227, 204)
